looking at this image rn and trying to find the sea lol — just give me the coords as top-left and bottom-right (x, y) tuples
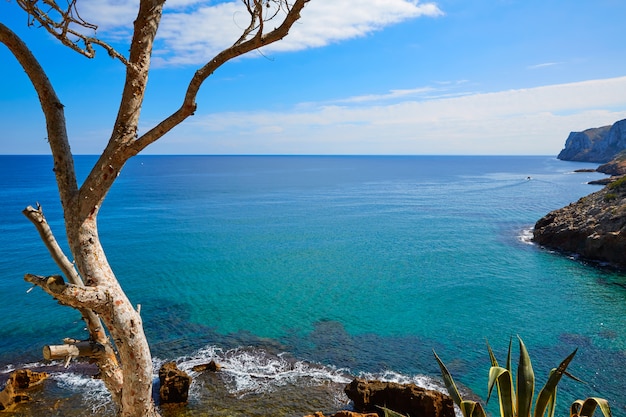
(0, 155), (625, 417)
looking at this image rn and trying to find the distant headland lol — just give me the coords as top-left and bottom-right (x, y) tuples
(533, 118), (626, 269)
(557, 118), (626, 175)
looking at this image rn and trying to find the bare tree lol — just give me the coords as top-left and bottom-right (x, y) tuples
(0, 0), (309, 415)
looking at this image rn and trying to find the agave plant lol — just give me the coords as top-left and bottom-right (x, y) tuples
(433, 336), (612, 417)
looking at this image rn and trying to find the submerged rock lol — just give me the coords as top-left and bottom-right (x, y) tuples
(533, 176), (626, 269)
(344, 378), (454, 417)
(158, 361), (191, 405)
(0, 369), (48, 412)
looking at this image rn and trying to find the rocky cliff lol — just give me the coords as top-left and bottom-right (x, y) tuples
(533, 176), (626, 269)
(533, 119), (626, 269)
(557, 119), (626, 163)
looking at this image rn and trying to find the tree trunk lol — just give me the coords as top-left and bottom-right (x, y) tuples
(1, 1), (310, 416)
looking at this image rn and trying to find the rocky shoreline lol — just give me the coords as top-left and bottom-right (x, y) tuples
(533, 119), (626, 269)
(0, 362), (454, 417)
(533, 174), (626, 269)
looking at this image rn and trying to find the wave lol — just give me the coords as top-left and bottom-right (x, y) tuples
(3, 345), (452, 416)
(518, 227), (535, 245)
(167, 345), (353, 396)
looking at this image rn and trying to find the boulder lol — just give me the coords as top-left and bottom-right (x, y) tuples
(158, 362), (192, 405)
(0, 369), (48, 412)
(192, 360), (221, 372)
(344, 378), (455, 417)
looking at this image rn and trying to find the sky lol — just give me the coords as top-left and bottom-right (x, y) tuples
(1, 0), (626, 155)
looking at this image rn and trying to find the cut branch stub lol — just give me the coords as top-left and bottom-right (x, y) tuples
(43, 340), (105, 361)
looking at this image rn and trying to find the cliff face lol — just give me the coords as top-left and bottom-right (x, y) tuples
(533, 119), (626, 269)
(533, 178), (626, 268)
(557, 119), (626, 163)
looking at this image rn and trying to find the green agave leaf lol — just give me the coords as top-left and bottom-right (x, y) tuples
(517, 337), (535, 417)
(571, 399), (584, 416)
(460, 400), (488, 417)
(487, 339), (499, 367)
(434, 350), (464, 407)
(377, 405), (407, 417)
(487, 366), (514, 417)
(506, 337), (513, 373)
(578, 397), (612, 417)
(534, 349), (577, 417)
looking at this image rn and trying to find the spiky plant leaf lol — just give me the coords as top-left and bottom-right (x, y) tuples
(434, 350), (464, 407)
(534, 348), (577, 417)
(506, 337), (513, 373)
(517, 337), (535, 417)
(571, 399), (583, 416)
(578, 397), (612, 417)
(488, 366), (514, 417)
(487, 339), (499, 367)
(460, 400), (488, 417)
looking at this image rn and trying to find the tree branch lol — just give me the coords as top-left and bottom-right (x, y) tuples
(24, 274), (108, 311)
(128, 0), (309, 155)
(15, 0), (130, 65)
(0, 22), (78, 210)
(78, 0), (166, 220)
(23, 205), (82, 285)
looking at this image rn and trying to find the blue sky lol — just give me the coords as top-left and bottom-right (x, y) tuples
(1, 0), (626, 155)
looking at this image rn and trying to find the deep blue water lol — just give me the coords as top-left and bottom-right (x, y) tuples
(1, 155), (625, 416)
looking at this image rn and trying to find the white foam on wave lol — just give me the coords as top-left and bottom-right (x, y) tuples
(163, 345), (352, 397)
(357, 370), (444, 392)
(518, 227), (535, 245)
(51, 372), (114, 414)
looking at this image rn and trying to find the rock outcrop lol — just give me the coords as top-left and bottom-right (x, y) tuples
(344, 378), (455, 417)
(0, 369), (48, 412)
(597, 150), (626, 176)
(533, 177), (626, 269)
(557, 119), (626, 163)
(158, 362), (192, 405)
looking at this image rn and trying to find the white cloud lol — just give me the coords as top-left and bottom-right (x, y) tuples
(76, 0), (443, 65)
(150, 76), (626, 155)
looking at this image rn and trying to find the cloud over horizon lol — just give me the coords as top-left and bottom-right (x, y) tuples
(148, 76), (626, 155)
(79, 0), (443, 66)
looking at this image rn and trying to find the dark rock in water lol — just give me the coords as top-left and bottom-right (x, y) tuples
(192, 359), (221, 372)
(533, 177), (626, 269)
(344, 378), (454, 417)
(0, 369), (48, 412)
(158, 362), (191, 405)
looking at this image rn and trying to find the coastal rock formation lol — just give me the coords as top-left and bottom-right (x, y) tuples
(158, 362), (191, 405)
(0, 369), (48, 412)
(557, 119), (626, 163)
(597, 151), (626, 176)
(533, 177), (626, 269)
(344, 378), (455, 417)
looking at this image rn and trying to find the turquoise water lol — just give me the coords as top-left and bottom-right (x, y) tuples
(1, 155), (625, 416)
